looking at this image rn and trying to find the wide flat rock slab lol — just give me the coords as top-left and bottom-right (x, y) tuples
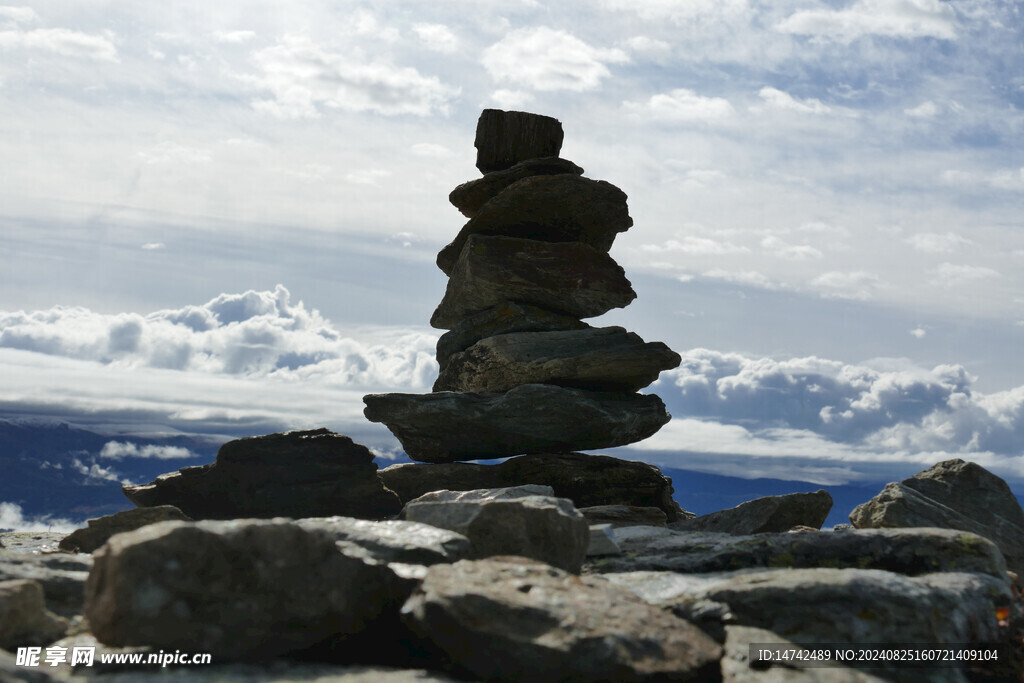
(449, 156), (583, 218)
(430, 235), (635, 330)
(851, 458), (1024, 578)
(363, 384), (671, 462)
(401, 556), (722, 682)
(379, 452), (688, 521)
(433, 326), (681, 393)
(670, 491), (833, 535)
(437, 174), (632, 276)
(435, 302), (590, 373)
(474, 108), (564, 173)
(585, 526), (1009, 578)
(123, 429), (401, 521)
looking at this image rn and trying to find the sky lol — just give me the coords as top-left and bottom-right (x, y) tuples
(1, 0), (1023, 495)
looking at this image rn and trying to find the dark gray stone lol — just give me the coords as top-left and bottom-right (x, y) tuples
(437, 174), (632, 276)
(122, 429), (401, 521)
(430, 235), (635, 329)
(474, 109), (564, 173)
(581, 505), (670, 528)
(59, 506), (192, 553)
(670, 491), (833, 535)
(401, 556), (723, 681)
(449, 156), (583, 218)
(363, 384), (671, 462)
(850, 458), (1024, 578)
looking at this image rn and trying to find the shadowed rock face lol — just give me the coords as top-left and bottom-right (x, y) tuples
(59, 506), (192, 553)
(122, 429), (402, 520)
(670, 490), (833, 535)
(363, 384), (671, 462)
(474, 109), (564, 173)
(449, 156), (584, 219)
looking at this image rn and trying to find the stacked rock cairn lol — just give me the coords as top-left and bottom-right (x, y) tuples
(364, 109), (682, 462)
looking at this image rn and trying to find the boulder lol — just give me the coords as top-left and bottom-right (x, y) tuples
(670, 491), (833, 535)
(436, 302), (590, 373)
(437, 174), (633, 276)
(580, 505), (669, 528)
(58, 505), (192, 553)
(122, 429), (402, 520)
(585, 527), (1009, 578)
(430, 235), (635, 329)
(85, 519), (416, 661)
(363, 384), (671, 462)
(433, 326), (682, 393)
(0, 551), (92, 617)
(401, 486), (589, 573)
(449, 156), (584, 218)
(401, 556), (723, 682)
(293, 517), (471, 567)
(850, 458), (1024, 577)
(0, 580), (69, 649)
(379, 452), (687, 520)
(474, 109), (564, 173)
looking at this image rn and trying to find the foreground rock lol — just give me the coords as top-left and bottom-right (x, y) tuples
(670, 491), (833, 535)
(474, 108), (564, 173)
(85, 519), (415, 660)
(433, 326), (682, 393)
(0, 579), (68, 649)
(59, 505), (191, 553)
(123, 429), (401, 520)
(364, 384), (671, 462)
(401, 556), (722, 682)
(851, 458), (1024, 577)
(437, 174), (633, 276)
(449, 156), (583, 219)
(430, 235), (636, 329)
(379, 452), (688, 520)
(401, 486), (589, 573)
(0, 551), (91, 617)
(587, 526), (1009, 577)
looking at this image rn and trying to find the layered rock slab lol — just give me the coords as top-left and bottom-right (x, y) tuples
(123, 429), (401, 520)
(437, 174), (632, 276)
(850, 458), (1024, 577)
(363, 384), (671, 462)
(379, 452), (687, 520)
(670, 490), (833, 534)
(401, 556), (722, 682)
(474, 109), (564, 173)
(433, 326), (682, 393)
(430, 235), (636, 329)
(449, 156), (583, 219)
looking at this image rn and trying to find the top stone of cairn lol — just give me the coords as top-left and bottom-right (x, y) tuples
(475, 109), (564, 173)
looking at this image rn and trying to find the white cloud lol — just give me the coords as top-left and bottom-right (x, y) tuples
(344, 169), (390, 185)
(810, 271), (883, 300)
(213, 30), (256, 44)
(481, 27), (628, 92)
(761, 236), (823, 260)
(621, 35), (672, 59)
(489, 89), (535, 109)
(71, 457), (130, 485)
(0, 27), (118, 61)
(910, 327), (927, 339)
(99, 441), (196, 460)
(704, 269), (781, 290)
(410, 143), (453, 158)
(0, 502), (76, 533)
(138, 141), (211, 165)
(905, 232), (972, 253)
(624, 88), (734, 124)
(413, 23), (458, 54)
(251, 36), (459, 118)
(141, 242), (166, 251)
(601, 0), (750, 25)
(905, 100), (938, 117)
(756, 87), (831, 114)
(777, 0), (958, 43)
(642, 236), (749, 255)
(0, 6), (36, 24)
(929, 263), (1000, 287)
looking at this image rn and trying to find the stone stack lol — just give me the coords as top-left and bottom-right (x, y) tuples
(364, 109), (681, 462)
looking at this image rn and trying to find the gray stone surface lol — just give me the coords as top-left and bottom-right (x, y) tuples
(378, 452), (687, 520)
(474, 108), (564, 173)
(363, 384), (671, 462)
(401, 556), (722, 682)
(850, 458), (1024, 577)
(0, 579), (69, 649)
(293, 517), (471, 567)
(123, 429), (401, 521)
(721, 625), (890, 682)
(401, 487), (589, 573)
(671, 491), (833, 535)
(437, 174), (632, 276)
(433, 326), (681, 393)
(0, 550), (92, 617)
(449, 156), (583, 218)
(430, 235), (635, 329)
(587, 524), (621, 556)
(59, 506), (192, 553)
(585, 526), (1009, 577)
(85, 519), (416, 661)
(580, 505), (669, 528)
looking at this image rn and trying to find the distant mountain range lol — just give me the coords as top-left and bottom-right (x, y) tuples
(2, 419), (1017, 531)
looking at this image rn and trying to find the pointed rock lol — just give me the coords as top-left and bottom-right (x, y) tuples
(449, 156), (583, 218)
(437, 174), (632, 276)
(474, 109), (564, 173)
(433, 326), (682, 393)
(363, 384), (671, 462)
(430, 235), (636, 329)
(670, 490), (833, 535)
